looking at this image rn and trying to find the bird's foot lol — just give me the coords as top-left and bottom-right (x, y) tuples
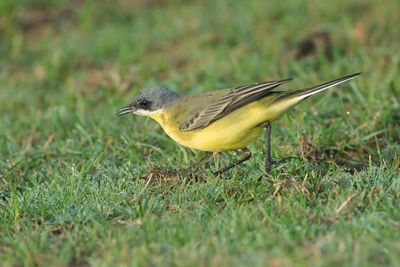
(264, 156), (299, 176)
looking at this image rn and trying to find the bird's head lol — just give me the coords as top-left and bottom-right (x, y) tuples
(116, 87), (180, 117)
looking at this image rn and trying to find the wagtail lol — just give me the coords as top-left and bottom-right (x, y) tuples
(117, 73), (360, 175)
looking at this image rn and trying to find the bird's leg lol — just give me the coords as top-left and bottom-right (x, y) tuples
(264, 122), (298, 174)
(213, 148), (252, 176)
(265, 121), (273, 174)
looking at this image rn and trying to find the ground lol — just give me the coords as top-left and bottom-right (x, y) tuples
(0, 0), (399, 266)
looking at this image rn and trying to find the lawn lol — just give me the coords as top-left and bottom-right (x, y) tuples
(0, 0), (399, 266)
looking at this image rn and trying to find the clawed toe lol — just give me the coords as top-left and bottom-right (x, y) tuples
(271, 156), (298, 165)
(264, 157), (297, 175)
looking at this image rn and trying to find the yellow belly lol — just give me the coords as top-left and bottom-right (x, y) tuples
(150, 97), (299, 152)
(159, 121), (263, 152)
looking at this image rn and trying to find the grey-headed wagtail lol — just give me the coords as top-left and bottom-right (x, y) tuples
(117, 73), (360, 175)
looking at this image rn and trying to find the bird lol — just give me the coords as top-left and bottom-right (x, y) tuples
(117, 73), (360, 175)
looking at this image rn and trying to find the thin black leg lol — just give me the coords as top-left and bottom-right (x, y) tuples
(263, 122), (299, 175)
(213, 148), (252, 176)
(265, 121), (273, 174)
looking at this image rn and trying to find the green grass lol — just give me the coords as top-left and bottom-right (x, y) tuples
(1, 0), (399, 266)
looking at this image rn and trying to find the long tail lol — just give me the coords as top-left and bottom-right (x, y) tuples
(295, 72), (360, 100)
(263, 72), (360, 122)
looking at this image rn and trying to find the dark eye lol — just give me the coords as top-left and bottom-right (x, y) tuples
(139, 100), (151, 109)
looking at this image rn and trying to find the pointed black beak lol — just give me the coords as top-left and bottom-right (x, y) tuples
(116, 105), (133, 116)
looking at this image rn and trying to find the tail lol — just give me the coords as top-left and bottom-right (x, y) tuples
(263, 72), (360, 122)
(295, 72), (360, 100)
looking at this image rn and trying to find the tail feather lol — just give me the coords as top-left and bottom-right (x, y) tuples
(297, 72), (360, 99)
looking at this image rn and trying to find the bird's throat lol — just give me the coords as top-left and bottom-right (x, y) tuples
(148, 110), (166, 125)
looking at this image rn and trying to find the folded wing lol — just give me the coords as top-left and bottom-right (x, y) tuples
(179, 78), (292, 131)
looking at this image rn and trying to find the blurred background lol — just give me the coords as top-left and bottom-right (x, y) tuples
(0, 0), (399, 266)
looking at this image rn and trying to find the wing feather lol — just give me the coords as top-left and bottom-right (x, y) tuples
(179, 78), (292, 131)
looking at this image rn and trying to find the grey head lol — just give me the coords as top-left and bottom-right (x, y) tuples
(116, 87), (180, 116)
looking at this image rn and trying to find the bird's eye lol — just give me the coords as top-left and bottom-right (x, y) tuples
(139, 100), (151, 109)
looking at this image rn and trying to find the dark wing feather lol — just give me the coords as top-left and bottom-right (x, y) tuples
(179, 78), (292, 131)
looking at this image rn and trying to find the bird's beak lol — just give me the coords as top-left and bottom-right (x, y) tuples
(116, 105), (134, 116)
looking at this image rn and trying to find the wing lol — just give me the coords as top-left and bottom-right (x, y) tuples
(179, 78), (292, 131)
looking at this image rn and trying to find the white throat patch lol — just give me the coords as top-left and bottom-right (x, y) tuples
(133, 109), (163, 116)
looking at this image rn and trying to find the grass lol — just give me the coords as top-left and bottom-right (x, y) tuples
(0, 0), (399, 266)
